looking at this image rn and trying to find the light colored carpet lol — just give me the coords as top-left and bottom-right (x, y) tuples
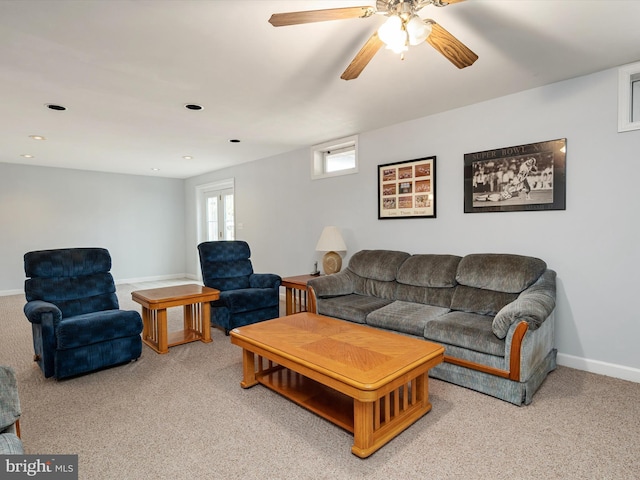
(1, 283), (639, 480)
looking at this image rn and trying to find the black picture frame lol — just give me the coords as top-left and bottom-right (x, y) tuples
(378, 156), (436, 219)
(464, 138), (566, 213)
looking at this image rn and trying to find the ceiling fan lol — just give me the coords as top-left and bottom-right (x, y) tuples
(269, 0), (478, 80)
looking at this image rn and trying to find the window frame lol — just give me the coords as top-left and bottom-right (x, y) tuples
(311, 135), (359, 180)
(618, 61), (640, 133)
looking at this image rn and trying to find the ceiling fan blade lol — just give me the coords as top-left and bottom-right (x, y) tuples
(341, 32), (384, 81)
(269, 6), (374, 27)
(426, 22), (478, 69)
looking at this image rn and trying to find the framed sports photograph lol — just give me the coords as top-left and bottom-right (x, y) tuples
(464, 138), (566, 213)
(378, 156), (436, 219)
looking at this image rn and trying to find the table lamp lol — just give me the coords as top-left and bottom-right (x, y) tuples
(315, 226), (347, 274)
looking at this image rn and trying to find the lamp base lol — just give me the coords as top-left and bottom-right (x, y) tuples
(322, 251), (342, 275)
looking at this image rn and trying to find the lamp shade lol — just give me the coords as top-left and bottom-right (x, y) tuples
(315, 226), (346, 252)
(315, 226), (347, 275)
(406, 15), (432, 45)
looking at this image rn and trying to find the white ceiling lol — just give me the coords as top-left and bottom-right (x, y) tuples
(2, 0), (640, 179)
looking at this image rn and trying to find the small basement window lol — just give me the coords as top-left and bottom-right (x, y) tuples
(618, 61), (640, 132)
(311, 135), (358, 180)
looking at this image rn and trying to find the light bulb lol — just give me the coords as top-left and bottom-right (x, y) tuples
(406, 15), (432, 45)
(378, 15), (408, 53)
(378, 15), (401, 44)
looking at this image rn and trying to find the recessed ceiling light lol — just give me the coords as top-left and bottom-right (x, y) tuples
(182, 155), (193, 160)
(21, 154), (34, 158)
(151, 168), (160, 171)
(46, 104), (66, 111)
(229, 139), (241, 143)
(29, 135), (46, 140)
(184, 104), (203, 111)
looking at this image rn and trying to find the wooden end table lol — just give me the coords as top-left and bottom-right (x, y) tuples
(131, 284), (220, 354)
(281, 274), (321, 315)
(230, 312), (444, 458)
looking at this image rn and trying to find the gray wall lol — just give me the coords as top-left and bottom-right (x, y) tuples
(185, 67), (640, 381)
(0, 163), (186, 292)
(1, 65), (637, 381)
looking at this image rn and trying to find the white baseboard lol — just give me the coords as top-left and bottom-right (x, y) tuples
(557, 353), (640, 383)
(0, 289), (24, 297)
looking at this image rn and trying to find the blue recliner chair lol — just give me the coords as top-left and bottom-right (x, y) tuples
(23, 248), (143, 379)
(197, 241), (281, 334)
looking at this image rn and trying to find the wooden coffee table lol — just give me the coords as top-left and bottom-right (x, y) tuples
(132, 284), (220, 354)
(230, 312), (444, 458)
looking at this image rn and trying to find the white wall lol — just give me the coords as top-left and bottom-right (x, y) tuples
(185, 67), (640, 381)
(0, 163), (186, 293)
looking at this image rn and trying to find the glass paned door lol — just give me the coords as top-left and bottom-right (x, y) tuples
(204, 188), (234, 241)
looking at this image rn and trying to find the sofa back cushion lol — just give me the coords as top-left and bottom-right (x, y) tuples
(396, 254), (461, 307)
(348, 250), (410, 300)
(451, 253), (547, 315)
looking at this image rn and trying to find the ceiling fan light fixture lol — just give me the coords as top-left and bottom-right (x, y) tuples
(406, 15), (432, 45)
(378, 14), (408, 54)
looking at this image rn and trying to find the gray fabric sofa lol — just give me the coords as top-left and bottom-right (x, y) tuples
(0, 365), (24, 454)
(307, 250), (557, 406)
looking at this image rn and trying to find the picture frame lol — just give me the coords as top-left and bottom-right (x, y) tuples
(464, 138), (566, 213)
(378, 156), (436, 219)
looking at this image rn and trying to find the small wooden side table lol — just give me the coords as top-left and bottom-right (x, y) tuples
(131, 284), (220, 354)
(281, 274), (321, 315)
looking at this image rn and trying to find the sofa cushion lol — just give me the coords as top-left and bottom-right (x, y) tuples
(424, 311), (505, 357)
(353, 277), (398, 300)
(316, 294), (392, 324)
(347, 250), (410, 282)
(450, 286), (519, 316)
(366, 301), (450, 336)
(395, 283), (455, 309)
(456, 254), (547, 294)
(396, 254), (461, 287)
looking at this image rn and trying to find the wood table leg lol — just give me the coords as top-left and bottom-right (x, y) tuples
(157, 308), (168, 354)
(285, 287), (293, 315)
(352, 399), (375, 458)
(240, 349), (258, 389)
(201, 301), (212, 343)
(141, 307), (151, 343)
(183, 304), (193, 332)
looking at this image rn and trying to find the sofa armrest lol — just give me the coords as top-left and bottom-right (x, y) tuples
(492, 269), (556, 339)
(24, 300), (62, 325)
(307, 271), (355, 297)
(250, 273), (281, 289)
(0, 366), (21, 433)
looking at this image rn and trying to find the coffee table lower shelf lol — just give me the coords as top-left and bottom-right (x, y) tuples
(241, 354), (436, 458)
(258, 366), (355, 432)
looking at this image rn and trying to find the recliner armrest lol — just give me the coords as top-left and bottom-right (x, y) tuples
(23, 300), (62, 325)
(249, 273), (281, 289)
